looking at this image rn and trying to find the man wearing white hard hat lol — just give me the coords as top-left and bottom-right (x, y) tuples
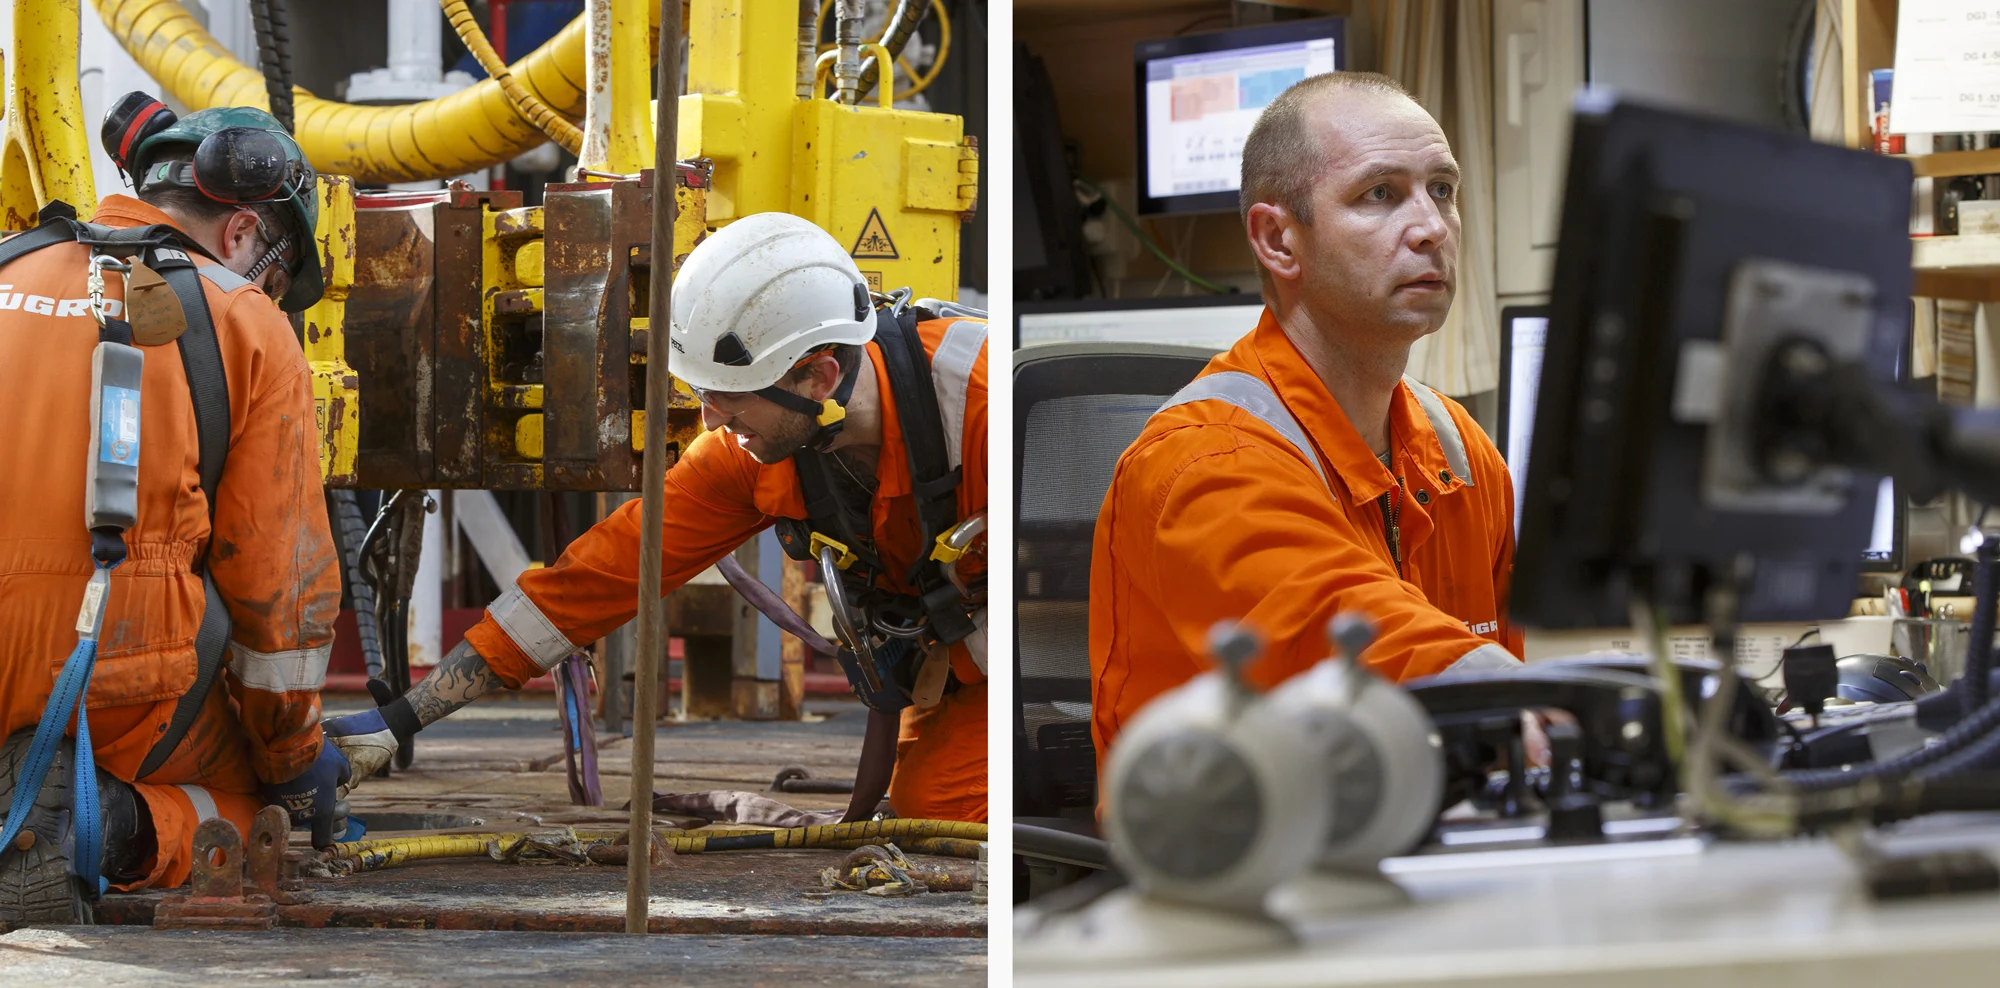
(322, 213), (991, 824)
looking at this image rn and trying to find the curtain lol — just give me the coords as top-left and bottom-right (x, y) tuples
(1366, 0), (1500, 398)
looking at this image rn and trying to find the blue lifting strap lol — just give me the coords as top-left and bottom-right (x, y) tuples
(0, 556), (120, 899)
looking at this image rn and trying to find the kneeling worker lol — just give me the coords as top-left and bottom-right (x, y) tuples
(327, 213), (990, 823)
(1091, 72), (1523, 765)
(0, 96), (344, 921)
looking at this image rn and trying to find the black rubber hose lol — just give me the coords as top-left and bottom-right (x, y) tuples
(1964, 537), (2000, 716)
(1787, 540), (2000, 793)
(249, 0), (295, 132)
(857, 0), (929, 101)
(331, 491), (385, 680)
(1013, 823), (1110, 870)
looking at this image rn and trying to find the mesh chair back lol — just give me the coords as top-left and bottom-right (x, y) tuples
(1013, 343), (1218, 818)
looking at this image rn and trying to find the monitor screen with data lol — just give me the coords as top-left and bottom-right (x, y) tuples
(1135, 20), (1344, 215)
(1497, 305), (1902, 571)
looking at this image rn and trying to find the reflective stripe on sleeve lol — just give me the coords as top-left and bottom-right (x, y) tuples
(1440, 642), (1520, 675)
(226, 641), (331, 693)
(488, 586), (579, 672)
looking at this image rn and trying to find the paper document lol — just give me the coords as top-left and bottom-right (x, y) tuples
(1890, 1), (2000, 134)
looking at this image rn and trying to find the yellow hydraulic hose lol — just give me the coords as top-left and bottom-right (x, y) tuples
(440, 0), (584, 155)
(328, 820), (989, 873)
(90, 0), (621, 183)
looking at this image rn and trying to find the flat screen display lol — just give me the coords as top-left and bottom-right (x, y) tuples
(1498, 304), (1902, 570)
(1135, 20), (1344, 215)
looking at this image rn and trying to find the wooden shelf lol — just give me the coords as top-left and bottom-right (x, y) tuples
(1896, 148), (2000, 179)
(1913, 235), (2000, 301)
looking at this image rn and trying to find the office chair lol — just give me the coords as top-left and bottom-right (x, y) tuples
(1013, 342), (1218, 900)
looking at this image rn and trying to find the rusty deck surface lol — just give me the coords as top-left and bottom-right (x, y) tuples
(0, 927), (987, 987)
(90, 697), (986, 946)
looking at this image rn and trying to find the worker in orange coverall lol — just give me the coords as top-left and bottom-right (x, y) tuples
(0, 96), (344, 924)
(324, 213), (990, 824)
(1091, 71), (1525, 773)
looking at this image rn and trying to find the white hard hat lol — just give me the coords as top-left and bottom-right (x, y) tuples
(668, 212), (876, 394)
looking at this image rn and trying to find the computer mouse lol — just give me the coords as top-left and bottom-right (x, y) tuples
(1834, 653), (1941, 704)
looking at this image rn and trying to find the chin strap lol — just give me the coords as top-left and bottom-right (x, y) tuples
(755, 353), (862, 453)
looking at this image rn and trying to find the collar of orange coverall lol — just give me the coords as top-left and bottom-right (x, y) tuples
(1241, 308), (1465, 506)
(91, 194), (185, 232)
(753, 335), (912, 520)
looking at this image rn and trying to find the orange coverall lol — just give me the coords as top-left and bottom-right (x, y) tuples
(0, 196), (340, 889)
(465, 317), (990, 822)
(1090, 309), (1523, 767)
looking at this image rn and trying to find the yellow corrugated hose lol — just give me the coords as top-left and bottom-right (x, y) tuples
(328, 820), (989, 873)
(90, 0), (619, 183)
(439, 0), (584, 155)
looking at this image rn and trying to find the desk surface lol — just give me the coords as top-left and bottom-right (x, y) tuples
(1017, 812), (2000, 987)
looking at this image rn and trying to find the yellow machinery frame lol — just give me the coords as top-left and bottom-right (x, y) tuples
(3, 0), (978, 490)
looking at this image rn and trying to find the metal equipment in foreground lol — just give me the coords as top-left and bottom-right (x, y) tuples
(13, 0), (979, 491)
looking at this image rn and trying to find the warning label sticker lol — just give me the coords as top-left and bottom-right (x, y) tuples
(859, 271), (885, 292)
(850, 208), (900, 260)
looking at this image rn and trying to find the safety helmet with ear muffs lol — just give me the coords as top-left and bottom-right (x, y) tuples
(669, 212), (878, 451)
(100, 94), (324, 313)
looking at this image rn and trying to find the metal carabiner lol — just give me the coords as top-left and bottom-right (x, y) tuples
(86, 253), (131, 328)
(871, 611), (929, 640)
(819, 545), (881, 690)
(936, 510), (987, 600)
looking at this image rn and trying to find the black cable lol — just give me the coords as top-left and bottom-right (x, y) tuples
(249, 0), (295, 133)
(331, 492), (385, 680)
(1785, 538), (2000, 795)
(1965, 536), (2000, 715)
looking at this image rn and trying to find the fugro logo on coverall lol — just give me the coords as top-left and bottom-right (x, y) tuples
(0, 287), (124, 319)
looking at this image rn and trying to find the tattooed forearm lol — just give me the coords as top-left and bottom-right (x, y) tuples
(406, 639), (507, 728)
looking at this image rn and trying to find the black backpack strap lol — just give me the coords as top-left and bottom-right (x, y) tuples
(871, 306), (976, 645)
(787, 452), (885, 579)
(137, 245), (233, 780)
(146, 247), (231, 513)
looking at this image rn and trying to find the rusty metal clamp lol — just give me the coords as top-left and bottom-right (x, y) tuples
(153, 818), (277, 930)
(245, 804), (313, 906)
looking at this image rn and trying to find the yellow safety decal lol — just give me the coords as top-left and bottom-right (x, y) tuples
(810, 531), (859, 570)
(850, 208), (900, 260)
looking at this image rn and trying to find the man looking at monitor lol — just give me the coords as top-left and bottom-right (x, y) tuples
(1089, 71), (1523, 764)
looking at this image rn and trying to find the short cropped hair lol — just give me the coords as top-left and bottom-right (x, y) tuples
(138, 182), (291, 249)
(1238, 71), (1414, 226)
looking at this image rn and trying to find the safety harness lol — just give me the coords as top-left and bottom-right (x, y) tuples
(0, 202), (236, 893)
(772, 294), (984, 714)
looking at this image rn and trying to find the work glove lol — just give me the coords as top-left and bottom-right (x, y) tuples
(260, 741), (351, 848)
(321, 681), (422, 796)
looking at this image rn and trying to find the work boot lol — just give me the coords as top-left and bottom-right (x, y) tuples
(0, 728), (148, 930)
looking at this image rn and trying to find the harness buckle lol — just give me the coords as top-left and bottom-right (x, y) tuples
(809, 531), (859, 571)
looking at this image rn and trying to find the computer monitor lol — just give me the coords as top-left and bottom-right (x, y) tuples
(1134, 19), (1345, 216)
(1511, 94), (1912, 630)
(1498, 304), (1906, 572)
(1015, 296), (1265, 351)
